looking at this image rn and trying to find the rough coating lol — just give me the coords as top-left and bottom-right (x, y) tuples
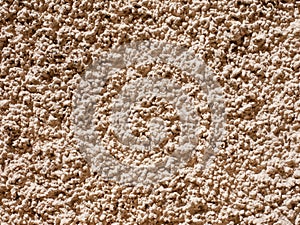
(0, 0), (299, 224)
(71, 40), (225, 186)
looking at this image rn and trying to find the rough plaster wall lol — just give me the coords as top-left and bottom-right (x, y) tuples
(0, 0), (299, 224)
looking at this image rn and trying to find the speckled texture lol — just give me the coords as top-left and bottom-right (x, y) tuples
(0, 0), (300, 224)
(71, 40), (225, 186)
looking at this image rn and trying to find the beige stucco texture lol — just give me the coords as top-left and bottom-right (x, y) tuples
(0, 0), (299, 224)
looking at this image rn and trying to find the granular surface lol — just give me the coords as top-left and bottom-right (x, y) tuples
(0, 0), (299, 224)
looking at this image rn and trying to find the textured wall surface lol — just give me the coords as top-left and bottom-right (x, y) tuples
(0, 0), (299, 224)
